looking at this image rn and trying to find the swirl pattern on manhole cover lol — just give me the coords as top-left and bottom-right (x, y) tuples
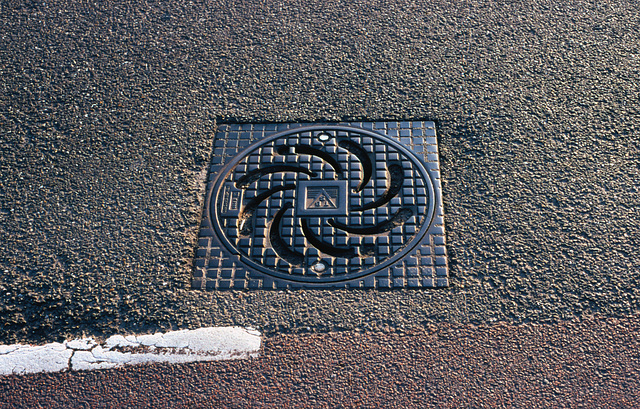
(209, 125), (436, 283)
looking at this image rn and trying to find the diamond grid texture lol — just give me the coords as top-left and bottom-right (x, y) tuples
(192, 121), (448, 290)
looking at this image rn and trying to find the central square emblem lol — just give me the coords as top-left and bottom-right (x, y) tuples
(296, 180), (349, 217)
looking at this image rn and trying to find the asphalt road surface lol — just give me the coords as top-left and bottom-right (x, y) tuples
(1, 0), (639, 406)
(2, 316), (639, 408)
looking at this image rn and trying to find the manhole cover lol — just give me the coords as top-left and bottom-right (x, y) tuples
(193, 121), (448, 290)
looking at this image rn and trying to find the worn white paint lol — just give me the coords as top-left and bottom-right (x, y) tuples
(0, 327), (261, 376)
(0, 343), (72, 375)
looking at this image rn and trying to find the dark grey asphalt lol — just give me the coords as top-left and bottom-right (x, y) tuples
(1, 0), (639, 347)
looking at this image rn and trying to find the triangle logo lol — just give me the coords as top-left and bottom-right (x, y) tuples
(308, 189), (338, 209)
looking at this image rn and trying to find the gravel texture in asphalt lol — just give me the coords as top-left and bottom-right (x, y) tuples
(1, 0), (639, 344)
(1, 315), (639, 408)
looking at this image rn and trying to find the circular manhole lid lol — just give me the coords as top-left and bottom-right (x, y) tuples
(209, 125), (436, 283)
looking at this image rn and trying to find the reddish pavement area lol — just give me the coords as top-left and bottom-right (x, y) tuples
(1, 315), (638, 408)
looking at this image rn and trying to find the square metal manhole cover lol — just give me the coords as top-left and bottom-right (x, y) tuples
(192, 121), (448, 290)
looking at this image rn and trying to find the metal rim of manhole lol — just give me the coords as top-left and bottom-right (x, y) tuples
(207, 125), (437, 284)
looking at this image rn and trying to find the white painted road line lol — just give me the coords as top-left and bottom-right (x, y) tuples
(0, 327), (261, 376)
